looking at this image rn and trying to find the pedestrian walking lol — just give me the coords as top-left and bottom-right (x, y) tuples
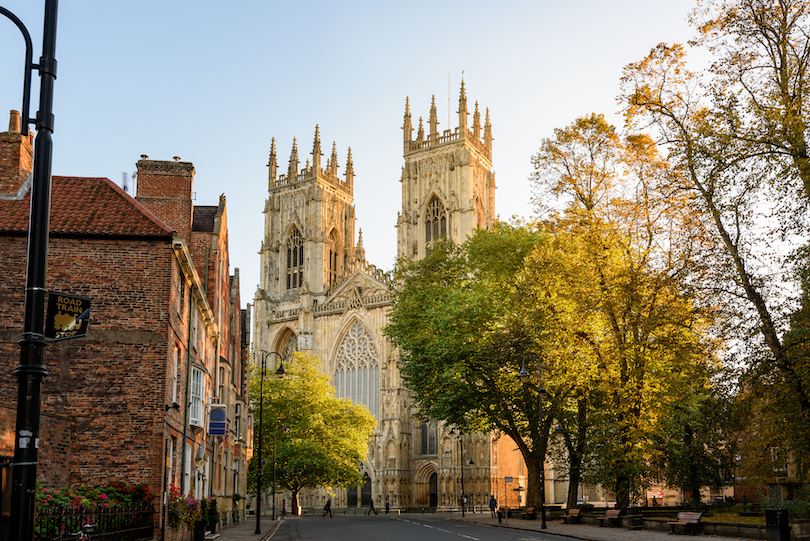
(462, 494), (467, 513)
(367, 498), (378, 515)
(323, 498), (333, 518)
(489, 495), (497, 518)
(385, 499), (390, 515)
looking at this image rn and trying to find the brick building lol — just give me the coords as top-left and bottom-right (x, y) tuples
(0, 112), (249, 537)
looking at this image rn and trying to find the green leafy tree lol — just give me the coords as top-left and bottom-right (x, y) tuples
(650, 381), (738, 502)
(248, 352), (377, 515)
(386, 222), (552, 508)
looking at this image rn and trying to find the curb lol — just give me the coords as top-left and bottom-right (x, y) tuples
(263, 518), (283, 540)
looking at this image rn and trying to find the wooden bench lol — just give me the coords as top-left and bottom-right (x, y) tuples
(667, 511), (703, 535)
(599, 509), (621, 527)
(561, 508), (581, 524)
(520, 507), (536, 520)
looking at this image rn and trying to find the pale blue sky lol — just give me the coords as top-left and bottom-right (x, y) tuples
(0, 0), (702, 307)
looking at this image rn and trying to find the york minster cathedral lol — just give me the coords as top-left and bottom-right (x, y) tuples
(252, 83), (524, 510)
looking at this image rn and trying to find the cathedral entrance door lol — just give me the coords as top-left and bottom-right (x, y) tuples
(361, 473), (372, 506)
(348, 485), (358, 507)
(429, 473), (438, 507)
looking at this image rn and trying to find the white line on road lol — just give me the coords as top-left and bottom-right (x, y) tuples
(423, 524), (434, 528)
(459, 535), (479, 540)
(438, 529), (451, 533)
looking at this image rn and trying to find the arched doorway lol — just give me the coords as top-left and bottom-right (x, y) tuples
(429, 472), (438, 507)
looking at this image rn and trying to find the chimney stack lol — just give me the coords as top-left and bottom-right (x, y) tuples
(0, 110), (34, 195)
(135, 157), (195, 240)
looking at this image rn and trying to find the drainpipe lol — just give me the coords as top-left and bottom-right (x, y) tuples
(181, 280), (193, 495)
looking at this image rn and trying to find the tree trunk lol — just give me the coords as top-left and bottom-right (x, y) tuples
(291, 488), (301, 515)
(567, 458), (581, 510)
(526, 451), (545, 509)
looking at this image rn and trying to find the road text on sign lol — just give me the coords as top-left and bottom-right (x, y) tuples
(45, 291), (91, 341)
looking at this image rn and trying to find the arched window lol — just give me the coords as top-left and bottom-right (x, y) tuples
(326, 230), (339, 285)
(334, 321), (380, 422)
(425, 197), (447, 244)
(283, 331), (297, 359)
(286, 227), (304, 290)
(420, 421), (437, 455)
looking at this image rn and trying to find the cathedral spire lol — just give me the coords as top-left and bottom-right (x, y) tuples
(429, 95), (439, 141)
(473, 102), (481, 140)
(484, 108), (492, 154)
(403, 97), (412, 143)
(345, 147), (354, 186)
(288, 137), (299, 180)
(268, 137), (277, 190)
(458, 81), (468, 134)
(356, 228), (365, 264)
(417, 117), (424, 143)
(312, 125), (322, 173)
(329, 141), (339, 176)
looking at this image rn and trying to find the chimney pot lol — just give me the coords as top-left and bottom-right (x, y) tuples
(173, 156), (181, 162)
(8, 110), (21, 133)
(140, 154), (149, 159)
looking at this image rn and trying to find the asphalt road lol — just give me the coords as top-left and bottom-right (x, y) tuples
(271, 515), (570, 541)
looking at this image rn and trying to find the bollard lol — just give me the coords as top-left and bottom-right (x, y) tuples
(498, 510), (503, 523)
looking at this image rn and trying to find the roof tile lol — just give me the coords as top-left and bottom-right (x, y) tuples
(0, 176), (174, 237)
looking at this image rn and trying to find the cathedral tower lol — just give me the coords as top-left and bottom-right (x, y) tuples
(397, 82), (496, 259)
(256, 127), (358, 353)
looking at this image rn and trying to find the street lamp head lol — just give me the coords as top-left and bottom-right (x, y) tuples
(275, 361), (286, 378)
(518, 357), (530, 382)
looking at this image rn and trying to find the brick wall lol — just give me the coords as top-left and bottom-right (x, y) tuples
(0, 404), (72, 487)
(0, 235), (174, 492)
(136, 160), (194, 240)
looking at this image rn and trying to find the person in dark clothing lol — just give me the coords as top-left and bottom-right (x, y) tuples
(323, 498), (333, 518)
(367, 498), (378, 515)
(385, 499), (390, 515)
(489, 495), (497, 518)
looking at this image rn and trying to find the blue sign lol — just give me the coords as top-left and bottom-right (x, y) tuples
(208, 406), (227, 436)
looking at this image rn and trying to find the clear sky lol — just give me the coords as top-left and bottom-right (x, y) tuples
(0, 0), (702, 307)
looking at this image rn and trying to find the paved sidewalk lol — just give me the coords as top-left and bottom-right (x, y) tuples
(453, 514), (754, 541)
(211, 517), (281, 541)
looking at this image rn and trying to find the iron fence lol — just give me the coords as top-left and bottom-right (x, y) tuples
(35, 505), (155, 541)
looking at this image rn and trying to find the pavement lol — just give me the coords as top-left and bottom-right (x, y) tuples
(453, 514), (753, 541)
(213, 513), (755, 541)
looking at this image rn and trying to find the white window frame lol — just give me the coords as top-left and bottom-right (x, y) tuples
(190, 367), (203, 426)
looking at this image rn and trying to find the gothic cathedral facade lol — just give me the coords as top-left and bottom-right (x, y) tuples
(252, 83), (501, 510)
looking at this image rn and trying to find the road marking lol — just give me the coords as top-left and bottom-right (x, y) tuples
(438, 529), (452, 533)
(424, 524), (434, 529)
(459, 535), (479, 540)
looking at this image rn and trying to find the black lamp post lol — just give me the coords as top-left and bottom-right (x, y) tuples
(0, 3), (58, 540)
(254, 351), (285, 534)
(519, 355), (547, 530)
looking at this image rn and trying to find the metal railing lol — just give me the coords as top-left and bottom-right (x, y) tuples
(35, 505), (155, 541)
